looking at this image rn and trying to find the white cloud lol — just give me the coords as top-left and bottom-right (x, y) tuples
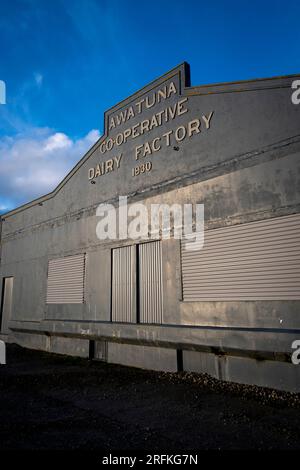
(34, 73), (43, 88)
(0, 127), (100, 211)
(44, 132), (72, 152)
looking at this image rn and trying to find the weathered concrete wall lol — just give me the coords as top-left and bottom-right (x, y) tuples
(1, 151), (300, 330)
(2, 63), (300, 234)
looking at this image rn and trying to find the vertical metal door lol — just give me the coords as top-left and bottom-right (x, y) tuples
(0, 277), (14, 332)
(112, 245), (136, 323)
(139, 241), (163, 324)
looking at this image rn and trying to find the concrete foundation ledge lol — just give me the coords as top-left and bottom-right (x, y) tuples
(0, 334), (9, 342)
(4, 329), (300, 392)
(9, 332), (90, 358)
(8, 319), (300, 358)
(107, 342), (178, 372)
(183, 350), (300, 393)
(50, 336), (89, 358)
(10, 331), (49, 351)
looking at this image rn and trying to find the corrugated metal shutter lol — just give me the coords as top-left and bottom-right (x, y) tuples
(181, 213), (300, 301)
(139, 241), (163, 324)
(46, 253), (85, 304)
(112, 245), (136, 323)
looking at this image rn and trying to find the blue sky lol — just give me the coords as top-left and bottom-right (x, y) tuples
(0, 0), (300, 212)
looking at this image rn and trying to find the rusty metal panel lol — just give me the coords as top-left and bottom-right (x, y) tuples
(139, 241), (163, 324)
(46, 253), (85, 304)
(181, 213), (300, 301)
(112, 245), (136, 323)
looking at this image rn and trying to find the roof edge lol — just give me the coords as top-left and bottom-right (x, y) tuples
(2, 65), (299, 220)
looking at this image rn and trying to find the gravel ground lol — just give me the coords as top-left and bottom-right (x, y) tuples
(0, 344), (300, 451)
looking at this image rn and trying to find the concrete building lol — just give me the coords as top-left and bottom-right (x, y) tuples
(1, 62), (300, 391)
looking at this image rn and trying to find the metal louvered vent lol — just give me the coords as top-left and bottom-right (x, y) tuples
(46, 253), (86, 304)
(181, 213), (300, 301)
(139, 241), (163, 324)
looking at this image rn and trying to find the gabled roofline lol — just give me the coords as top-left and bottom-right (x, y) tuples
(1, 62), (189, 219)
(1, 62), (299, 219)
